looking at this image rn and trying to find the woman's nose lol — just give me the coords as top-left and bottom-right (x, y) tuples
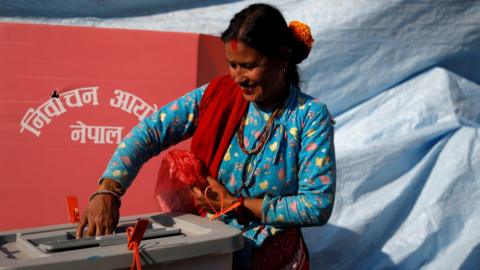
(231, 67), (246, 84)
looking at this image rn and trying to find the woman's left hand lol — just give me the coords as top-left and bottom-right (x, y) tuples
(191, 176), (236, 213)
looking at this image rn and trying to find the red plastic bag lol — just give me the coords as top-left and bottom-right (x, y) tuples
(154, 150), (208, 213)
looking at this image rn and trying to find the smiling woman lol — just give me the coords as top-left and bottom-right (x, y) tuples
(78, 3), (335, 270)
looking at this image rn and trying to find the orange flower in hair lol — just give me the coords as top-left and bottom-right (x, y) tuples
(288, 21), (314, 50)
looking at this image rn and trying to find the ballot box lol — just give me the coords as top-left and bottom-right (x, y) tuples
(0, 212), (243, 270)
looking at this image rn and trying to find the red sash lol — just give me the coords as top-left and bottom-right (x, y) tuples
(190, 75), (248, 179)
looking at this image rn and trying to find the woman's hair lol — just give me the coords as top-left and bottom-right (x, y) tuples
(221, 3), (311, 87)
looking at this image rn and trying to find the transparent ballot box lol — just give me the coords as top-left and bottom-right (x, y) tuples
(0, 213), (243, 270)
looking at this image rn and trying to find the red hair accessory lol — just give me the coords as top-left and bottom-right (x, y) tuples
(288, 21), (314, 50)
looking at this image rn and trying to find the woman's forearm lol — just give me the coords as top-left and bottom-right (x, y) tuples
(243, 198), (264, 220)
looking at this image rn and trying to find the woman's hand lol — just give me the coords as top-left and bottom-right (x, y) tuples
(75, 193), (120, 238)
(191, 176), (236, 213)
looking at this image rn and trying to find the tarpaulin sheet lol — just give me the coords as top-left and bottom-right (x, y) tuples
(1, 0), (479, 269)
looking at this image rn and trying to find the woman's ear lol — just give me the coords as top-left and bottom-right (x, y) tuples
(279, 46), (292, 63)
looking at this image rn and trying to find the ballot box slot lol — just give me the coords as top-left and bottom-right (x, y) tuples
(19, 223), (182, 253)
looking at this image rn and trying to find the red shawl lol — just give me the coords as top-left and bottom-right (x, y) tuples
(190, 75), (248, 178)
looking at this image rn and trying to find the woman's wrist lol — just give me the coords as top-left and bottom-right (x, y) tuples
(225, 195), (239, 209)
(98, 178), (125, 196)
(89, 190), (122, 207)
(233, 196), (245, 215)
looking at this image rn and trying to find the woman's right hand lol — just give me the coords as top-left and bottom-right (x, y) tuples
(75, 193), (120, 238)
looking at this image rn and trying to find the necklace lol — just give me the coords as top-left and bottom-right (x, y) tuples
(237, 106), (284, 155)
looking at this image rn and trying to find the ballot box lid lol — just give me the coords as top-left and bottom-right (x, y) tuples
(0, 212), (243, 270)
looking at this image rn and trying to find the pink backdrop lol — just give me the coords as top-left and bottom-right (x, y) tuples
(0, 22), (227, 230)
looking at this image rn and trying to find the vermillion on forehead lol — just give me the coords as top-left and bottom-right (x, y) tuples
(225, 40), (265, 66)
(231, 39), (238, 50)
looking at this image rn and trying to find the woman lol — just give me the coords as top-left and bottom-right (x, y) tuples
(77, 3), (336, 269)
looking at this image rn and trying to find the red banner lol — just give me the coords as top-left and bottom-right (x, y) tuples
(0, 22), (227, 230)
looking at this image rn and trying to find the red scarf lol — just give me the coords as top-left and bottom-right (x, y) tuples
(190, 75), (248, 179)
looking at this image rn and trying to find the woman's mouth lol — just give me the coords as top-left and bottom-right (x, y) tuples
(240, 84), (256, 95)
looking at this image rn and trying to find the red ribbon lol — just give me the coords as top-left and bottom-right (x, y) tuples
(126, 219), (149, 270)
(205, 186), (243, 221)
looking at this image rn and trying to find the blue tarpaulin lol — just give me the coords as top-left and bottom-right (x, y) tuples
(1, 1), (479, 269)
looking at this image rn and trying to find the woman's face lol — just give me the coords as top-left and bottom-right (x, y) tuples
(225, 40), (288, 108)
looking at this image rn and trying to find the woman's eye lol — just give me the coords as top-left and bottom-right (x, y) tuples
(242, 64), (256, 70)
(228, 62), (257, 70)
